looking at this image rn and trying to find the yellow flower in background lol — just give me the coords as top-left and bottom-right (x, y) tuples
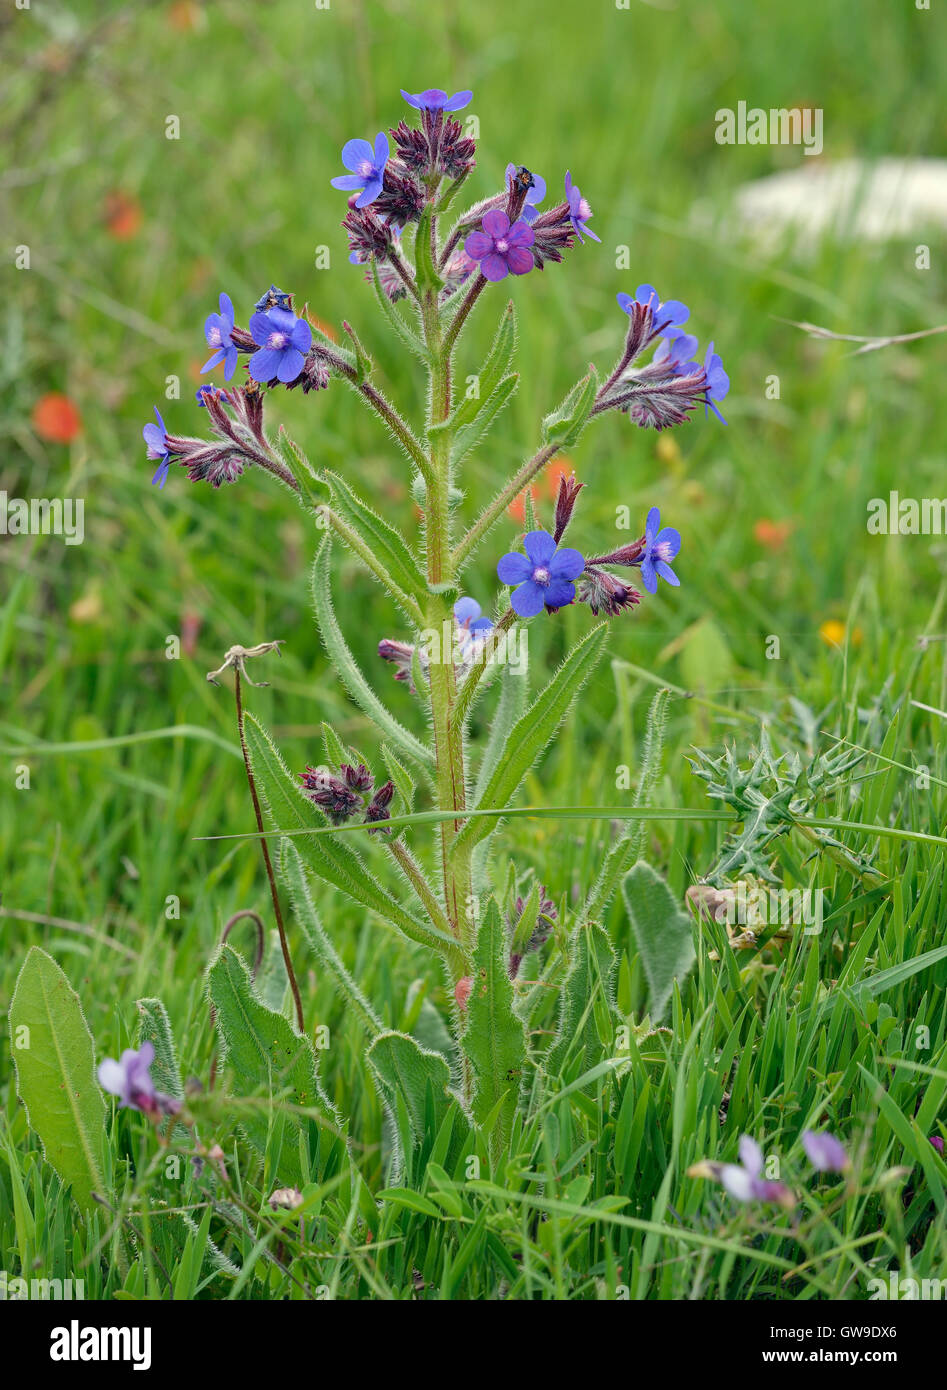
(819, 619), (863, 649)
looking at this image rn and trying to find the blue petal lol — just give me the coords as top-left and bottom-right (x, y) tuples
(341, 138), (374, 171)
(497, 552), (531, 584)
(219, 292), (234, 324)
(548, 546), (585, 581)
(374, 130), (390, 165)
(511, 580), (545, 617)
(331, 174), (366, 191)
(655, 527), (681, 558)
(443, 89), (473, 112)
(523, 530), (556, 566)
(454, 597), (482, 624)
(200, 349), (224, 374)
(646, 507), (660, 541)
(248, 347), (280, 382)
(654, 560), (679, 586)
(640, 557), (657, 594)
(616, 292), (634, 315)
(544, 578), (575, 608)
(276, 347), (305, 383)
(355, 175), (383, 208)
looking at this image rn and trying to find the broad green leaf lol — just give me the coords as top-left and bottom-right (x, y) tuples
(585, 687), (670, 918)
(280, 837), (383, 1039)
(244, 714), (461, 966)
(546, 923), (620, 1079)
(311, 537), (433, 769)
(453, 623), (608, 858)
(371, 258), (428, 359)
(368, 1030), (453, 1146)
(463, 899), (527, 1162)
(206, 944), (327, 1185)
(622, 861), (696, 1021)
(324, 469), (426, 608)
(8, 947), (106, 1212)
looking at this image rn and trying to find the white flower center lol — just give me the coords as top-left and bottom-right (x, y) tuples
(208, 327), (221, 346)
(495, 238), (509, 254)
(533, 566), (550, 585)
(266, 332), (288, 350)
(578, 197), (591, 219)
(358, 160), (374, 177)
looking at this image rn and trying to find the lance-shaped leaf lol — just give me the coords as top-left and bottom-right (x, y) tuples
(280, 837), (383, 1039)
(323, 469), (427, 611)
(545, 923), (620, 1080)
(584, 686), (670, 919)
(244, 714), (464, 967)
(371, 258), (428, 359)
(206, 944), (329, 1185)
(311, 537), (433, 770)
(452, 622), (608, 858)
(622, 861), (696, 1022)
(8, 947), (106, 1213)
(367, 1030), (453, 1146)
(464, 898), (527, 1161)
(381, 742), (415, 815)
(472, 661), (529, 806)
(451, 373), (519, 468)
(414, 204), (444, 293)
(430, 299), (517, 438)
(541, 365), (598, 449)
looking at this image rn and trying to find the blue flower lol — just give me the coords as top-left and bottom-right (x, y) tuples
(564, 171), (600, 244)
(506, 163), (546, 224)
(703, 340), (730, 424)
(331, 133), (390, 208)
(201, 292), (239, 381)
(617, 284), (689, 340)
(454, 596), (493, 634)
(497, 530), (585, 617)
(195, 384), (222, 406)
(653, 333), (699, 374)
(142, 406), (172, 488)
(640, 508), (681, 593)
(247, 307), (312, 384)
(400, 87), (472, 112)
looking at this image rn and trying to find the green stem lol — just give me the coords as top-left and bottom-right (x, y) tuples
(319, 504), (424, 624)
(452, 442), (560, 571)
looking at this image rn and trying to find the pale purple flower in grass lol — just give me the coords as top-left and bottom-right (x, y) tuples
(719, 1136), (794, 1206)
(98, 1041), (180, 1117)
(464, 210), (534, 282)
(247, 307), (312, 384)
(704, 340), (730, 424)
(201, 292), (239, 380)
(617, 284), (690, 340)
(802, 1129), (850, 1173)
(564, 170), (600, 244)
(931, 1136), (944, 1155)
(506, 162), (546, 223)
(143, 406), (172, 488)
(497, 530), (585, 617)
(331, 132), (389, 208)
(401, 87), (472, 112)
(640, 507), (681, 594)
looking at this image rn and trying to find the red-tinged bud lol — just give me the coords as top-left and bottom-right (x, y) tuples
(455, 976), (472, 1010)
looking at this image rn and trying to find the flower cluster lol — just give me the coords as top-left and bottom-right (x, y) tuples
(378, 595), (494, 688)
(299, 759), (394, 834)
(688, 1129), (851, 1211)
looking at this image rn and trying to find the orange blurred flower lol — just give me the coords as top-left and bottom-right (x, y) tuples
(104, 190), (142, 240)
(32, 393), (82, 443)
(819, 619), (863, 649)
(754, 518), (793, 551)
(507, 456), (575, 522)
(168, 1), (206, 32)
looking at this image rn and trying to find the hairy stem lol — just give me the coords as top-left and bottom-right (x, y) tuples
(452, 442), (560, 571)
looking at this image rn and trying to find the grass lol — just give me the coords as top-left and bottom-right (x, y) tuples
(1, 0), (946, 1301)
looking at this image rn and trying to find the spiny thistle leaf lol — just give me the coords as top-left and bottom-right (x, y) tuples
(8, 947), (107, 1213)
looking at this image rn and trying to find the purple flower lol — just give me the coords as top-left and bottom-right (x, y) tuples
(802, 1129), (850, 1173)
(330, 133), (390, 208)
(98, 1041), (179, 1117)
(640, 508), (681, 593)
(506, 163), (546, 223)
(401, 87), (472, 112)
(617, 284), (690, 340)
(719, 1136), (795, 1207)
(143, 406), (172, 488)
(564, 171), (600, 244)
(247, 307), (312, 384)
(931, 1136), (944, 1155)
(201, 292), (239, 381)
(497, 530), (585, 617)
(704, 340), (730, 424)
(465, 209), (534, 282)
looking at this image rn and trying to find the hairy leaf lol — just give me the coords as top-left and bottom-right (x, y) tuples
(464, 899), (527, 1161)
(367, 1030), (453, 1146)
(546, 923), (619, 1079)
(622, 861), (696, 1021)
